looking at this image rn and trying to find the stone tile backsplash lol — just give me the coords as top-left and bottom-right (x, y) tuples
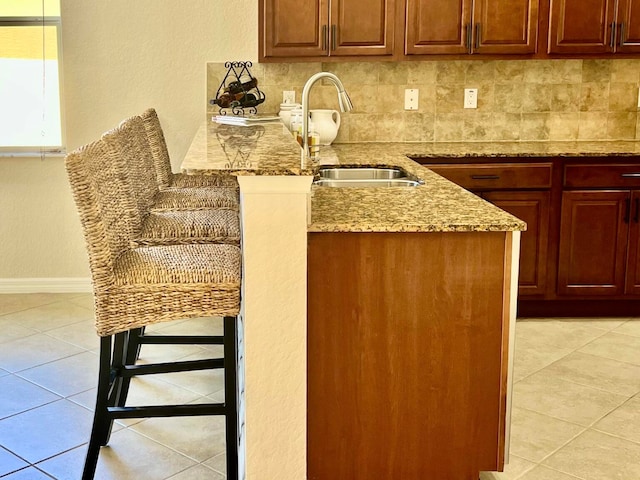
(207, 59), (640, 143)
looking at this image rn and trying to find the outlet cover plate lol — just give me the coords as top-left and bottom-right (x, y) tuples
(283, 90), (296, 103)
(405, 89), (419, 110)
(464, 88), (478, 109)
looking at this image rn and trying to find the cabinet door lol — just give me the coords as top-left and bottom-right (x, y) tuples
(548, 0), (617, 54)
(616, 0), (640, 53)
(625, 191), (640, 294)
(261, 0), (329, 58)
(484, 191), (550, 296)
(558, 191), (629, 296)
(330, 0), (395, 55)
(473, 0), (539, 54)
(405, 0), (472, 54)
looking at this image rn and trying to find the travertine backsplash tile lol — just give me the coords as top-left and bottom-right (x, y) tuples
(207, 59), (640, 142)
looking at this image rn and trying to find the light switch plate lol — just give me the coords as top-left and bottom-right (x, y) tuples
(283, 90), (296, 103)
(464, 88), (478, 109)
(405, 89), (419, 110)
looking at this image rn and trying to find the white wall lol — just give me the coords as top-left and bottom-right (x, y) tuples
(0, 0), (257, 285)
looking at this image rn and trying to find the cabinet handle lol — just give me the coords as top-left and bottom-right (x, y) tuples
(475, 23), (481, 51)
(619, 22), (626, 46)
(621, 173), (640, 178)
(471, 174), (500, 180)
(465, 23), (472, 54)
(322, 25), (327, 51)
(635, 198), (639, 223)
(610, 21), (617, 49)
(624, 198), (631, 224)
(331, 24), (337, 51)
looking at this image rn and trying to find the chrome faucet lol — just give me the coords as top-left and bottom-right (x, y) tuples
(301, 72), (353, 160)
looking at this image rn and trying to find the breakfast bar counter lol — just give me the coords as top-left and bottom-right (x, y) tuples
(182, 120), (533, 480)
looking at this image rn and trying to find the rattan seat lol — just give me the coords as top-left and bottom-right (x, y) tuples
(141, 107), (239, 190)
(65, 139), (240, 480)
(100, 119), (240, 246)
(138, 209), (241, 246)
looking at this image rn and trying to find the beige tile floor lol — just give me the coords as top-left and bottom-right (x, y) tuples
(0, 293), (638, 479)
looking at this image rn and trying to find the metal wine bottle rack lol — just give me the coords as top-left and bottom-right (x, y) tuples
(211, 61), (265, 116)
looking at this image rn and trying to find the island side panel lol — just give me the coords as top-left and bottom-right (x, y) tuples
(307, 231), (510, 480)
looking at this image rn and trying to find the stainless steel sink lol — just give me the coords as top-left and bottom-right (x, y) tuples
(314, 178), (422, 188)
(318, 167), (407, 180)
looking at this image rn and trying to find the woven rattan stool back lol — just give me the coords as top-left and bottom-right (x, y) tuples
(140, 108), (173, 189)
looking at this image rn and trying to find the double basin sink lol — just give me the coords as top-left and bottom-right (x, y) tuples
(313, 166), (422, 188)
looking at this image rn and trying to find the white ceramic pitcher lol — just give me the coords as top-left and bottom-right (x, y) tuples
(309, 109), (341, 145)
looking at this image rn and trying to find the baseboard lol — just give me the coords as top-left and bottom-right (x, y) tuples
(0, 277), (92, 293)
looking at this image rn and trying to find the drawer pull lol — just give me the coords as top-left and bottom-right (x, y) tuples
(471, 174), (500, 180)
(620, 173), (640, 178)
(624, 198), (631, 224)
(610, 21), (617, 49)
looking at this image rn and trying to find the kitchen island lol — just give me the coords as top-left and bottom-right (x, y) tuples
(182, 120), (525, 480)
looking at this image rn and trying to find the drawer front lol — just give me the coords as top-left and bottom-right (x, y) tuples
(564, 164), (640, 188)
(426, 163), (553, 190)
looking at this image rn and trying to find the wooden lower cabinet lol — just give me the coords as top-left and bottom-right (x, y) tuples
(483, 191), (550, 296)
(307, 231), (515, 480)
(625, 191), (640, 294)
(557, 190), (630, 296)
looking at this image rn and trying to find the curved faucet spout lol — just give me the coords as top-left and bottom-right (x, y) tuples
(301, 72), (353, 160)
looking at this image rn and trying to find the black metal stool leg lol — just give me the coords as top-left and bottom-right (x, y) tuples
(83, 335), (114, 480)
(224, 316), (239, 480)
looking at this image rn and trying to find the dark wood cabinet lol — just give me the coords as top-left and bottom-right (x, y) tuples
(558, 163), (640, 296)
(484, 191), (550, 296)
(405, 0), (538, 55)
(548, 0), (640, 54)
(557, 191), (629, 295)
(259, 0), (394, 59)
(424, 162), (551, 297)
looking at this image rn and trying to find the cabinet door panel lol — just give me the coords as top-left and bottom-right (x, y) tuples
(484, 191), (550, 296)
(405, 0), (472, 54)
(332, 0), (394, 55)
(617, 0), (640, 53)
(261, 0), (329, 57)
(548, 0), (616, 54)
(558, 191), (629, 296)
(626, 191), (640, 295)
(474, 0), (539, 54)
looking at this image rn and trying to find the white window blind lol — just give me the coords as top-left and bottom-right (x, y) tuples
(0, 0), (63, 152)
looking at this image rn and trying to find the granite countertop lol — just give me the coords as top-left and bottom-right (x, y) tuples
(181, 120), (640, 234)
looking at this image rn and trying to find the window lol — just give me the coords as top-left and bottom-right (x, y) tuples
(0, 0), (63, 152)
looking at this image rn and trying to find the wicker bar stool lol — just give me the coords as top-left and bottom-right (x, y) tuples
(101, 119), (241, 246)
(107, 114), (238, 212)
(140, 108), (239, 190)
(65, 139), (240, 480)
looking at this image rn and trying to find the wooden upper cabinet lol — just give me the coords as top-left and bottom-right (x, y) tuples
(331, 0), (395, 55)
(260, 0), (394, 58)
(405, 0), (538, 55)
(261, 0), (329, 58)
(617, 0), (640, 53)
(548, 0), (617, 53)
(405, 0), (472, 54)
(474, 0), (539, 54)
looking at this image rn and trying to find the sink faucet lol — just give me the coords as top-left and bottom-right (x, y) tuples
(301, 72), (353, 160)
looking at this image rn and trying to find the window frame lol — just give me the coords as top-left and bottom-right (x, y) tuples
(0, 14), (65, 156)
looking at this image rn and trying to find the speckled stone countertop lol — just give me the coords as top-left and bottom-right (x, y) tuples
(181, 121), (638, 233)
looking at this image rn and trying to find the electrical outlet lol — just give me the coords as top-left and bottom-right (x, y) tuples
(464, 88), (478, 109)
(283, 90), (296, 103)
(404, 89), (419, 110)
